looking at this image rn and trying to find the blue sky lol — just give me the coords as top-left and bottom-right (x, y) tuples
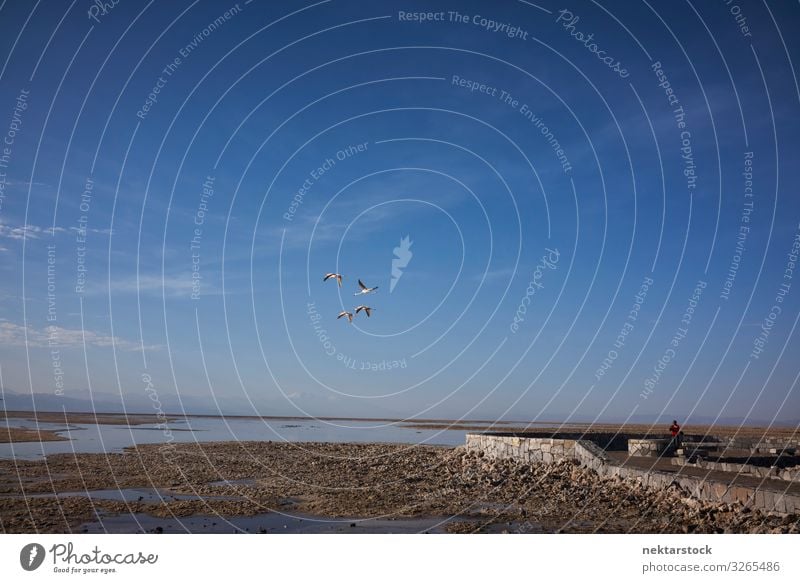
(0, 0), (799, 424)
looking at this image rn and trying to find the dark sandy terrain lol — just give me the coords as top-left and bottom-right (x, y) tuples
(0, 426), (68, 444)
(1, 410), (178, 426)
(1, 441), (797, 534)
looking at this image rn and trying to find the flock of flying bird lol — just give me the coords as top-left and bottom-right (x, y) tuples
(323, 273), (377, 323)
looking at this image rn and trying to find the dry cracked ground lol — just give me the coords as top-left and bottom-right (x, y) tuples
(1, 441), (798, 534)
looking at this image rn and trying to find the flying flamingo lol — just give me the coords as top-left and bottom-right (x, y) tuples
(323, 273), (343, 287)
(354, 279), (378, 296)
(355, 305), (374, 317)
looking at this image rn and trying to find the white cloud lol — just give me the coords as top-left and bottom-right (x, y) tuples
(1, 180), (49, 189)
(100, 273), (222, 298)
(67, 273), (216, 298)
(0, 219), (110, 241)
(0, 222), (66, 240)
(0, 320), (157, 351)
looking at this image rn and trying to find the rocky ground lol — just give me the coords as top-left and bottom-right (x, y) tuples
(1, 441), (797, 534)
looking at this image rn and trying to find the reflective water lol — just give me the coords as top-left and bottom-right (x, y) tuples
(79, 510), (462, 534)
(0, 416), (471, 459)
(10, 487), (239, 502)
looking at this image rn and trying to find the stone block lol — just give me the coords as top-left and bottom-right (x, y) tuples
(726, 487), (743, 504)
(755, 489), (765, 509)
(761, 490), (774, 510)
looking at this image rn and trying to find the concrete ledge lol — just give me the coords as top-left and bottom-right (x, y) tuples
(672, 457), (800, 483)
(466, 432), (799, 516)
(628, 438), (671, 457)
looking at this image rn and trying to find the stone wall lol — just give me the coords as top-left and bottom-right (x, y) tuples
(574, 440), (610, 471)
(465, 433), (576, 464)
(672, 458), (800, 483)
(627, 438), (671, 457)
(723, 436), (800, 452)
(468, 431), (634, 451)
(466, 432), (800, 516)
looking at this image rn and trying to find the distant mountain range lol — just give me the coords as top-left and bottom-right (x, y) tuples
(0, 388), (399, 419)
(0, 388), (276, 417)
(1, 389), (797, 427)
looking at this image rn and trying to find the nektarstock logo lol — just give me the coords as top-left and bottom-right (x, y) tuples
(390, 235), (413, 293)
(20, 543), (46, 571)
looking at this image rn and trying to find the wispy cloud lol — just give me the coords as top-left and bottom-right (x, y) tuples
(69, 273), (217, 298)
(0, 180), (49, 190)
(0, 320), (157, 351)
(0, 221), (66, 240)
(0, 219), (111, 241)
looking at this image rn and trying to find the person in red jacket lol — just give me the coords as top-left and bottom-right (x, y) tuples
(669, 420), (681, 451)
